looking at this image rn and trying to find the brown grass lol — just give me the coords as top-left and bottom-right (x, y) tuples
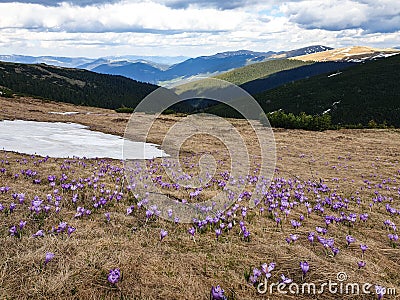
(290, 46), (400, 62)
(0, 96), (399, 299)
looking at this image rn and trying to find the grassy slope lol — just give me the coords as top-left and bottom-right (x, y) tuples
(214, 59), (310, 85)
(0, 97), (400, 299)
(0, 61), (158, 109)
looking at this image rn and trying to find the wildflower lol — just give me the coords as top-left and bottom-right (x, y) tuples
(126, 205), (134, 215)
(188, 227), (195, 237)
(160, 229), (168, 241)
(67, 226), (76, 237)
(346, 235), (356, 246)
(9, 225), (17, 236)
(45, 252), (55, 265)
(300, 261), (309, 275)
(280, 274), (292, 284)
(308, 232), (315, 244)
(19, 220), (27, 230)
(108, 268), (121, 284)
(9, 203), (16, 213)
(105, 212), (110, 222)
(215, 228), (222, 239)
(375, 285), (386, 300)
(33, 229), (44, 237)
(360, 244), (368, 254)
(358, 261), (366, 269)
(210, 285), (227, 300)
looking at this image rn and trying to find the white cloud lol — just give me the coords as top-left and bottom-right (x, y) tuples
(0, 1), (249, 32)
(0, 0), (399, 57)
(282, 0), (400, 33)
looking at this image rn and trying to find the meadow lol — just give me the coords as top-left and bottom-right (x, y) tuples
(0, 96), (399, 299)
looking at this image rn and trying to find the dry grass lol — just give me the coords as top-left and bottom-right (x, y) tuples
(0, 96), (400, 299)
(290, 46), (400, 62)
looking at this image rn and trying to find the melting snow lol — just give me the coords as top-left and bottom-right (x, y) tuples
(328, 72), (342, 78)
(0, 120), (167, 159)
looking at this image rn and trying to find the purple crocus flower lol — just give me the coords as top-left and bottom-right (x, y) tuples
(215, 228), (222, 239)
(105, 212), (110, 222)
(210, 285), (227, 300)
(346, 235), (356, 246)
(358, 261), (366, 269)
(300, 261), (309, 275)
(360, 244), (368, 254)
(308, 232), (315, 244)
(9, 225), (17, 236)
(126, 205), (134, 215)
(67, 226), (76, 237)
(280, 274), (292, 284)
(160, 229), (168, 241)
(33, 229), (44, 237)
(45, 252), (55, 265)
(19, 220), (27, 230)
(331, 247), (340, 256)
(188, 227), (195, 237)
(9, 203), (16, 213)
(375, 285), (386, 300)
(261, 263), (273, 278)
(108, 268), (121, 284)
(290, 234), (299, 242)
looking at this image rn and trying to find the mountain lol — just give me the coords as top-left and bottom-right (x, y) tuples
(291, 46), (400, 62)
(270, 45), (332, 59)
(0, 54), (189, 69)
(0, 46), (331, 85)
(91, 60), (165, 83)
(89, 46), (332, 84)
(207, 54), (400, 127)
(0, 55), (93, 68)
(0, 61), (157, 109)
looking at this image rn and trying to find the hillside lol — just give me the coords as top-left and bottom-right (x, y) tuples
(214, 59), (311, 85)
(206, 54), (400, 127)
(291, 46), (400, 62)
(239, 61), (355, 95)
(0, 61), (158, 109)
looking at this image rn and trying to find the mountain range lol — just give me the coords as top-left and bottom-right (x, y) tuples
(0, 46), (331, 85)
(1, 44), (400, 128)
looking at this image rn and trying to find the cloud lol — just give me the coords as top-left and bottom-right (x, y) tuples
(0, 0), (119, 6)
(0, 1), (250, 33)
(282, 0), (400, 33)
(0, 0), (399, 57)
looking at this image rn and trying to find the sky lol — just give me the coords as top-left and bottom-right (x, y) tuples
(0, 0), (399, 58)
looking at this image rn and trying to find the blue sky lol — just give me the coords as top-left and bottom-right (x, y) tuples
(0, 0), (399, 57)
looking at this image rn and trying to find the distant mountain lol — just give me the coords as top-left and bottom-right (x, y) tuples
(207, 54), (400, 127)
(91, 60), (165, 83)
(0, 46), (331, 85)
(0, 61), (157, 109)
(291, 46), (400, 62)
(270, 45), (332, 59)
(0, 54), (189, 69)
(89, 46), (332, 84)
(0, 55), (93, 68)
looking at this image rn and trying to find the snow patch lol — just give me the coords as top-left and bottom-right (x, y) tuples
(328, 72), (342, 78)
